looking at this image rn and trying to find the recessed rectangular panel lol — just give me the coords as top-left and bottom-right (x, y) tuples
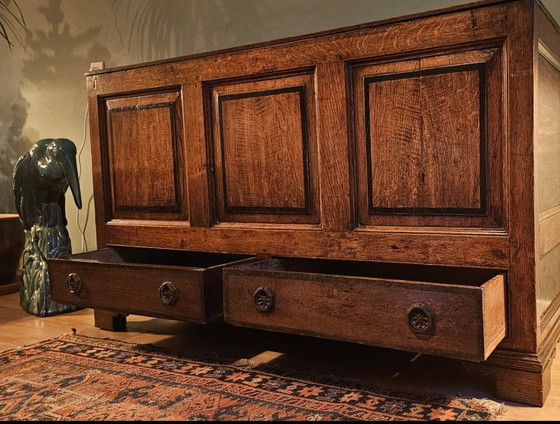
(366, 65), (484, 214)
(208, 72), (320, 226)
(111, 107), (177, 209)
(536, 45), (560, 324)
(537, 53), (560, 214)
(219, 87), (309, 213)
(104, 91), (186, 221)
(353, 48), (504, 228)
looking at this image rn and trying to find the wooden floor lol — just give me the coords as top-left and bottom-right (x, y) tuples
(0, 290), (558, 421)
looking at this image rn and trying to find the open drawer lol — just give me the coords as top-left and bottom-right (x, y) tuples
(48, 247), (256, 323)
(223, 258), (507, 362)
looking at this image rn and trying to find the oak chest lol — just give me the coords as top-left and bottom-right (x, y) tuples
(48, 0), (560, 406)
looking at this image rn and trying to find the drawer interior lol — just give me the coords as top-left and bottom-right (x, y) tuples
(231, 257), (503, 286)
(65, 246), (254, 269)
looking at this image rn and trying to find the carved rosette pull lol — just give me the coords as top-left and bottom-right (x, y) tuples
(253, 287), (275, 313)
(159, 281), (178, 305)
(407, 303), (435, 335)
(66, 273), (83, 294)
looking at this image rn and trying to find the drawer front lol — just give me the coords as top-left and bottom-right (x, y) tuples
(48, 248), (256, 323)
(223, 263), (506, 362)
(49, 260), (208, 322)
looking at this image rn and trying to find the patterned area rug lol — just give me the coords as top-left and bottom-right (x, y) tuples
(0, 334), (504, 421)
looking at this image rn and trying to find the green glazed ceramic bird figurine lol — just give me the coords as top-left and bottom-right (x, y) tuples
(13, 138), (82, 316)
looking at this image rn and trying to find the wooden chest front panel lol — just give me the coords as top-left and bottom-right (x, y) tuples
(223, 259), (506, 362)
(87, 2), (512, 268)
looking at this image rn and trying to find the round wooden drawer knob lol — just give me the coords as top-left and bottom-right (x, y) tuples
(253, 287), (275, 313)
(66, 273), (83, 294)
(159, 281), (178, 305)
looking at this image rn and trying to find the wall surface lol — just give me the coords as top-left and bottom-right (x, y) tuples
(1, 0), (558, 253)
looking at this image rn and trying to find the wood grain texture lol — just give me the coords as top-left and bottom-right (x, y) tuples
(183, 82), (212, 227)
(48, 248), (254, 322)
(494, 362), (552, 407)
(352, 47), (504, 228)
(315, 61), (352, 231)
(369, 67), (481, 210)
(87, 1), (510, 235)
(207, 72), (319, 225)
(87, 3), (509, 96)
(420, 69), (481, 209)
(220, 91), (306, 209)
(223, 259), (506, 362)
(88, 75), (107, 248)
(482, 274), (507, 355)
(103, 91), (187, 222)
(368, 71), (423, 209)
(102, 223), (509, 268)
(85, 1), (507, 76)
(466, 349), (552, 407)
(504, 0), (537, 353)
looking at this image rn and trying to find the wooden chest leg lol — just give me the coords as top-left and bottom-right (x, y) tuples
(94, 309), (127, 331)
(493, 361), (551, 407)
(464, 351), (553, 407)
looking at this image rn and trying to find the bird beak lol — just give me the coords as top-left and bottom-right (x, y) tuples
(62, 153), (82, 209)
